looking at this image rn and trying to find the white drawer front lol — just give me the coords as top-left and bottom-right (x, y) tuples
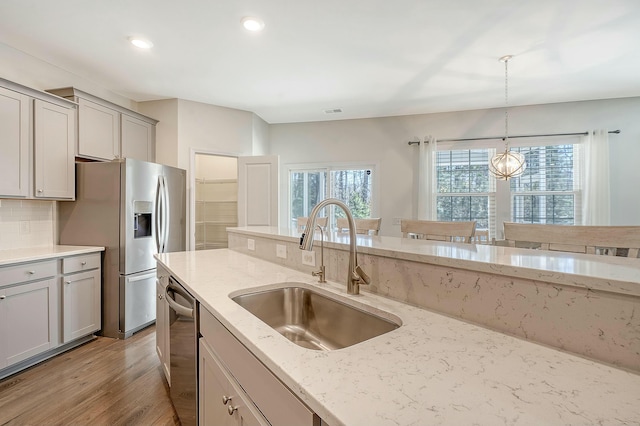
(62, 253), (100, 274)
(0, 260), (58, 287)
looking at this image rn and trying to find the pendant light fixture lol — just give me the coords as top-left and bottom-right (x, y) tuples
(489, 55), (526, 180)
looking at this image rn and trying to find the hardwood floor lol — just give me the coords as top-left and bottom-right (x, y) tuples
(0, 326), (180, 426)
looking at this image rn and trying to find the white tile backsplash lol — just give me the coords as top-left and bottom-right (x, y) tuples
(0, 200), (54, 250)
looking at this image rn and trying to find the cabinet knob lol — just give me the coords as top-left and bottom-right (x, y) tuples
(37, 189), (43, 193)
(227, 405), (237, 416)
(222, 395), (231, 405)
(0, 295), (6, 300)
(158, 294), (163, 300)
(81, 261), (87, 266)
(65, 281), (71, 285)
(27, 270), (36, 275)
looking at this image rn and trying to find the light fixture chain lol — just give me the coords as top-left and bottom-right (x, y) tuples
(504, 57), (509, 148)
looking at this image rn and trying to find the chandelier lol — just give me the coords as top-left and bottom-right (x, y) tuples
(488, 55), (526, 180)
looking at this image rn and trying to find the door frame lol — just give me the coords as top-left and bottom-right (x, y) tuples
(189, 148), (239, 251)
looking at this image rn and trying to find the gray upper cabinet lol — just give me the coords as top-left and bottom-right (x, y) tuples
(34, 99), (75, 199)
(47, 87), (157, 162)
(0, 79), (76, 200)
(78, 97), (120, 161)
(0, 86), (29, 198)
(121, 113), (154, 162)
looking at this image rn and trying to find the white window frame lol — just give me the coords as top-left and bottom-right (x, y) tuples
(285, 161), (380, 230)
(435, 136), (582, 239)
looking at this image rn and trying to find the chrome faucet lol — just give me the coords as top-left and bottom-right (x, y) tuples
(311, 225), (326, 283)
(299, 198), (371, 295)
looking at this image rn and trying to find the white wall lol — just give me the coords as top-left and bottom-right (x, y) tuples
(270, 97), (640, 236)
(0, 42), (137, 110)
(137, 99), (179, 167)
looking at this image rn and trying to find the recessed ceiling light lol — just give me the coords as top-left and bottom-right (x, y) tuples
(241, 16), (265, 32)
(129, 37), (153, 49)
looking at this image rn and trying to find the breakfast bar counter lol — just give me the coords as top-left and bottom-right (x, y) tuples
(156, 248), (640, 426)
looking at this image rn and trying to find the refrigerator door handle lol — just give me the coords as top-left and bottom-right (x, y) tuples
(162, 175), (170, 252)
(155, 176), (165, 253)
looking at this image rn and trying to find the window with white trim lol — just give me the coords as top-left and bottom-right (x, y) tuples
(288, 164), (376, 229)
(434, 140), (581, 238)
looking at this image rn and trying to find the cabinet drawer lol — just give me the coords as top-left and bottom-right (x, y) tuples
(0, 260), (57, 287)
(200, 307), (318, 426)
(62, 253), (100, 274)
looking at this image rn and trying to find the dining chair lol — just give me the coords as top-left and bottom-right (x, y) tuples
(297, 216), (328, 232)
(503, 222), (640, 257)
(400, 220), (476, 243)
(336, 217), (382, 235)
(471, 229), (491, 244)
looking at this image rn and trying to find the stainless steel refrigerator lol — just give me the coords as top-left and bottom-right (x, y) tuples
(59, 158), (186, 339)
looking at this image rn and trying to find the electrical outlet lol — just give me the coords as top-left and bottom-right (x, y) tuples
(19, 221), (30, 234)
(392, 217), (402, 226)
(276, 244), (287, 259)
(247, 239), (255, 251)
(301, 250), (316, 266)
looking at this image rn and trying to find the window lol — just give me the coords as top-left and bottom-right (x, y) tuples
(434, 140), (581, 238)
(436, 149), (492, 231)
(510, 145), (578, 225)
(289, 164), (376, 229)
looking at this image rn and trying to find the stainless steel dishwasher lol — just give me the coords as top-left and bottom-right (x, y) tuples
(166, 277), (198, 426)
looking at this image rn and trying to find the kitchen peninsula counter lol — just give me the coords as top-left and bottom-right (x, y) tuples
(228, 226), (640, 297)
(156, 249), (640, 426)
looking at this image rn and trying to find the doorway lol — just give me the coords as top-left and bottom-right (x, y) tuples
(194, 154), (238, 250)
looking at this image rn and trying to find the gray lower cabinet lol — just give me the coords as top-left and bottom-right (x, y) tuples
(156, 266), (170, 384)
(61, 254), (101, 343)
(199, 338), (267, 426)
(0, 252), (102, 379)
(0, 265), (58, 369)
(199, 306), (321, 426)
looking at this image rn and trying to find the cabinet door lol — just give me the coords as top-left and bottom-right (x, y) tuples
(0, 278), (59, 368)
(78, 97), (120, 160)
(199, 339), (269, 426)
(62, 269), (101, 343)
(121, 114), (154, 162)
(0, 86), (29, 198)
(34, 99), (75, 199)
(199, 339), (235, 426)
(156, 275), (170, 384)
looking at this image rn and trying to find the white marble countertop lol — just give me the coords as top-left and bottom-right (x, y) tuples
(156, 249), (640, 426)
(0, 245), (104, 267)
(228, 226), (640, 297)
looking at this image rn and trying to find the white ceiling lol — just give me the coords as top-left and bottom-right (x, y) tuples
(1, 0), (639, 124)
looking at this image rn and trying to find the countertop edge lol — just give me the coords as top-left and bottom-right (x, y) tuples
(0, 245), (105, 266)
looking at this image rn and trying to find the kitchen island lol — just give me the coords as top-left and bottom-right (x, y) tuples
(156, 247), (640, 426)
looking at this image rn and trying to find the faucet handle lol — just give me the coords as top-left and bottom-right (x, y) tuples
(354, 265), (371, 285)
(299, 233), (305, 249)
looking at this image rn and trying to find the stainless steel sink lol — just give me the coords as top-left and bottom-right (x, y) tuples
(231, 284), (401, 351)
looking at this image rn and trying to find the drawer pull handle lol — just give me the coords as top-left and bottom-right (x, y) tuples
(227, 405), (237, 416)
(222, 395), (231, 405)
(81, 261), (87, 266)
(27, 270), (36, 275)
